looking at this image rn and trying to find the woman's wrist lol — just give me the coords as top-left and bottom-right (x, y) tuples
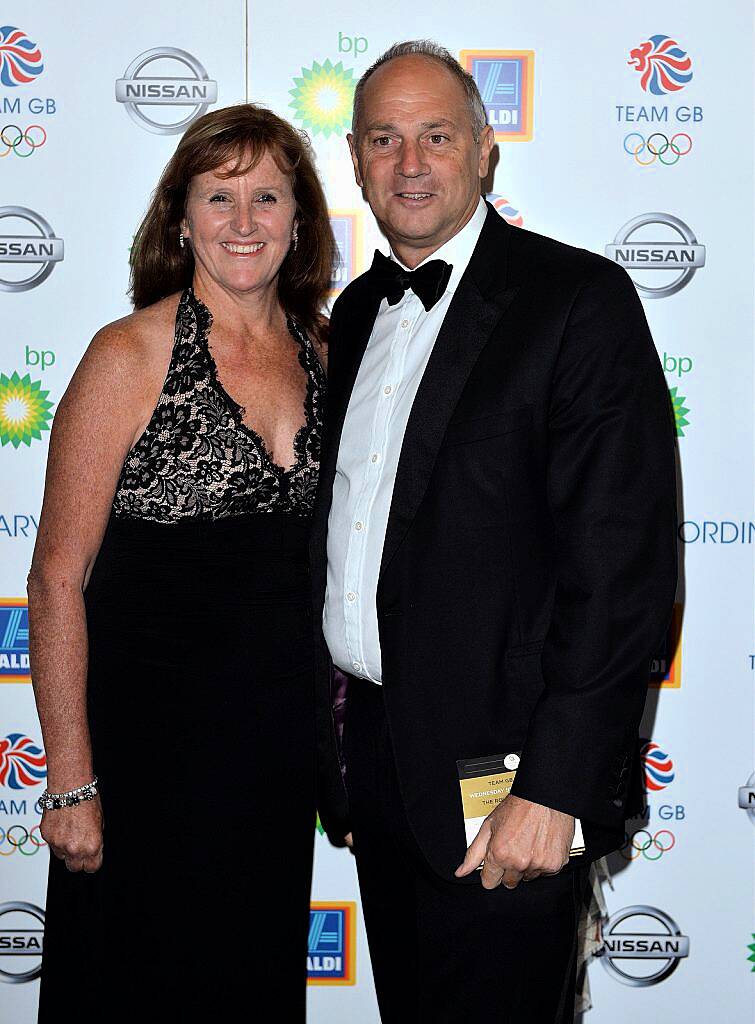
(40, 776), (98, 811)
(44, 766), (94, 793)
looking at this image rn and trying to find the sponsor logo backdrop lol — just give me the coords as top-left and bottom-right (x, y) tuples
(0, 1), (752, 1020)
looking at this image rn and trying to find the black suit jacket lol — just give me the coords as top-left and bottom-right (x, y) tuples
(311, 202), (678, 881)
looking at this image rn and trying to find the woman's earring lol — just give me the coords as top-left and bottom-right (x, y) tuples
(291, 228), (298, 252)
(179, 232), (185, 249)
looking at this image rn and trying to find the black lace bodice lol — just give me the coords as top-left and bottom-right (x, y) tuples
(112, 288), (324, 523)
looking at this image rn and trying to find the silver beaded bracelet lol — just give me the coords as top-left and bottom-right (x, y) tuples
(39, 777), (98, 811)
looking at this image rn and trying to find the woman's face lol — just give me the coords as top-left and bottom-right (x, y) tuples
(182, 149), (297, 298)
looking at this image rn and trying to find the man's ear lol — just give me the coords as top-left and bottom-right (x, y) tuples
(477, 125), (495, 180)
(347, 133), (364, 188)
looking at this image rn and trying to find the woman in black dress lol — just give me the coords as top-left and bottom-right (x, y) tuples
(28, 104), (332, 1019)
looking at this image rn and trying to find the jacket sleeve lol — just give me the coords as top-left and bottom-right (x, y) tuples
(312, 291), (352, 841)
(508, 261), (678, 829)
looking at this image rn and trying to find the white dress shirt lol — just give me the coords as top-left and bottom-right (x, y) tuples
(324, 198), (487, 683)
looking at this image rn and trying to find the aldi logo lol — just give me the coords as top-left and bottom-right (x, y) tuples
(329, 212), (361, 295)
(307, 902), (356, 985)
(649, 603), (682, 689)
(0, 600), (29, 682)
(460, 50), (534, 141)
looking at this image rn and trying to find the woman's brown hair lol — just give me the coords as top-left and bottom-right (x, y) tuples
(129, 103), (333, 341)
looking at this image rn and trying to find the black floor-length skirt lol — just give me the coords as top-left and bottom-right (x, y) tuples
(38, 513), (316, 1021)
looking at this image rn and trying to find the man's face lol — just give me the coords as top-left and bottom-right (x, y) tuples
(348, 55), (493, 266)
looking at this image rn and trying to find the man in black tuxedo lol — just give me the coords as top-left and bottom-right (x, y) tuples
(311, 40), (677, 1022)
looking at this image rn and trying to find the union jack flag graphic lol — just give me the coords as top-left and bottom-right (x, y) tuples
(0, 733), (47, 789)
(641, 741), (676, 791)
(628, 35), (693, 95)
(0, 26), (44, 87)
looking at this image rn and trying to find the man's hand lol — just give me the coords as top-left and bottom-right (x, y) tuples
(455, 795), (574, 890)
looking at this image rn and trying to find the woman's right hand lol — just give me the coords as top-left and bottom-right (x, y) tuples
(40, 795), (104, 873)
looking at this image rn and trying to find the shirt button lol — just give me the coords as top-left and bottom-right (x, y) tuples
(383, 385), (393, 396)
(371, 453), (380, 464)
(400, 319), (410, 329)
(346, 591), (357, 602)
(354, 521), (363, 531)
(352, 661), (362, 672)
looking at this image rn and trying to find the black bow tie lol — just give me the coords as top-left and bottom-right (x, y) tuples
(368, 250), (452, 312)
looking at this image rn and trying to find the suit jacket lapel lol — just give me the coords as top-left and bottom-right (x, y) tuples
(322, 295), (379, 481)
(311, 284), (381, 592)
(379, 206), (520, 581)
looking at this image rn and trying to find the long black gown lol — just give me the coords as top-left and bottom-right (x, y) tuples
(38, 288), (324, 1020)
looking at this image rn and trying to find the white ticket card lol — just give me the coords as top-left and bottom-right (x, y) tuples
(457, 752), (585, 857)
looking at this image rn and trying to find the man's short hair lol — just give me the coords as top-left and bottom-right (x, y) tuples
(351, 40), (487, 143)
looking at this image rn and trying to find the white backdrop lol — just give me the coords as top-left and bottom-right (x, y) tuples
(0, 2), (753, 1020)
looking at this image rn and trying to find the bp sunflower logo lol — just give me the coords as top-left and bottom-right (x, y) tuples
(0, 371), (54, 448)
(748, 935), (755, 971)
(668, 386), (690, 437)
(289, 58), (356, 138)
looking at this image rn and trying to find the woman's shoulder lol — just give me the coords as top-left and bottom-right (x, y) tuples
(91, 292), (181, 362)
(66, 293), (183, 405)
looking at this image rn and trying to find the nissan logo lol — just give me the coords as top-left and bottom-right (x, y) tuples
(606, 213), (705, 298)
(0, 207), (64, 293)
(739, 771), (755, 824)
(0, 901), (45, 983)
(115, 47), (218, 135)
(598, 905), (689, 986)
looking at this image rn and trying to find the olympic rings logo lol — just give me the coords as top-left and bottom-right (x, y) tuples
(0, 125), (47, 159)
(0, 825), (47, 856)
(620, 828), (675, 861)
(623, 132), (692, 166)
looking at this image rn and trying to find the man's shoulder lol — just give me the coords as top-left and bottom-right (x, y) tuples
(500, 224), (645, 335)
(331, 271), (374, 318)
(504, 222), (627, 291)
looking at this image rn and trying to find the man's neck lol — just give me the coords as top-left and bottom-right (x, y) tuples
(388, 197), (481, 269)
